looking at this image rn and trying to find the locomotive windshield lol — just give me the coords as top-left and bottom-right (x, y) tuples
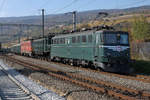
(120, 34), (129, 45)
(103, 33), (129, 45)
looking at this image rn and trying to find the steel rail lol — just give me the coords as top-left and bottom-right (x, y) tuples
(4, 55), (150, 100)
(58, 62), (150, 83)
(7, 54), (150, 83)
(136, 75), (150, 80)
(0, 64), (40, 100)
(43, 58), (150, 83)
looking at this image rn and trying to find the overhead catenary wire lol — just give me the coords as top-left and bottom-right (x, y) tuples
(30, 0), (149, 17)
(47, 0), (79, 14)
(0, 0), (5, 11)
(74, 0), (98, 11)
(116, 0), (149, 9)
(39, 0), (52, 9)
(0, 0), (6, 16)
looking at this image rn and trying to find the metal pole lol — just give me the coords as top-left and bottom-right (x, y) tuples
(18, 24), (22, 43)
(73, 11), (76, 31)
(42, 9), (45, 37)
(27, 26), (29, 39)
(0, 24), (3, 35)
(42, 9), (45, 55)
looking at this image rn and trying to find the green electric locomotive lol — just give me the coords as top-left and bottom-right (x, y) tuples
(51, 29), (131, 73)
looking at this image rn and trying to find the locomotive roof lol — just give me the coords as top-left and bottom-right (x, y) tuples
(52, 30), (99, 38)
(52, 30), (128, 39)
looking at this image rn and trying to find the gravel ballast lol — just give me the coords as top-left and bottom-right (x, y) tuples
(11, 55), (150, 93)
(0, 59), (65, 100)
(1, 57), (114, 100)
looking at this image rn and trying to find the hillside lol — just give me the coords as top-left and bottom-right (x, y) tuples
(0, 5), (150, 44)
(0, 5), (150, 26)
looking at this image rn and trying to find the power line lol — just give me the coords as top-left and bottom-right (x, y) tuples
(39, 0), (52, 9)
(75, 0), (97, 11)
(116, 0), (149, 9)
(47, 0), (79, 14)
(0, 0), (5, 10)
(0, 0), (6, 16)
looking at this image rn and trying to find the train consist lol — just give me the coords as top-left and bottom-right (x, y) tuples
(9, 27), (132, 74)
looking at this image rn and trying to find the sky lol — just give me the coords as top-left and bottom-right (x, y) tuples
(0, 0), (150, 17)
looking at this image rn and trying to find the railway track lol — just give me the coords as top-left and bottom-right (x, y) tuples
(42, 59), (150, 83)
(136, 75), (150, 81)
(53, 60), (150, 83)
(7, 54), (150, 84)
(0, 64), (40, 100)
(3, 55), (150, 100)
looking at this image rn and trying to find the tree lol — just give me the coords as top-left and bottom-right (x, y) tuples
(131, 16), (150, 42)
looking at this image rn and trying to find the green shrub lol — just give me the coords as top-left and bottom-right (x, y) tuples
(131, 16), (150, 42)
(130, 60), (150, 75)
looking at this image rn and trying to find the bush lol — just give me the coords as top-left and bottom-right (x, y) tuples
(131, 16), (150, 42)
(130, 60), (150, 75)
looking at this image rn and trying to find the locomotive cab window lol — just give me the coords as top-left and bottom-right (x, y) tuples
(104, 33), (117, 45)
(54, 39), (56, 44)
(88, 35), (92, 43)
(62, 38), (65, 44)
(58, 38), (61, 44)
(56, 39), (59, 44)
(72, 37), (76, 43)
(82, 35), (86, 43)
(120, 34), (129, 45)
(60, 38), (63, 44)
(100, 34), (104, 42)
(77, 36), (80, 43)
(103, 32), (129, 45)
(48, 38), (51, 44)
(58, 38), (60, 44)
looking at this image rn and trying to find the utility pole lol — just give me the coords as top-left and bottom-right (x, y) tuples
(72, 11), (76, 31)
(27, 25), (30, 39)
(42, 9), (45, 37)
(18, 24), (22, 43)
(42, 9), (45, 54)
(0, 24), (3, 35)
(65, 11), (77, 31)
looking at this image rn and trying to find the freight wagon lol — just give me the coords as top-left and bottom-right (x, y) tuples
(10, 44), (21, 54)
(32, 35), (54, 59)
(21, 40), (32, 56)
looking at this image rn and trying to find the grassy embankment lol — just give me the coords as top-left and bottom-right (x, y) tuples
(130, 60), (150, 75)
